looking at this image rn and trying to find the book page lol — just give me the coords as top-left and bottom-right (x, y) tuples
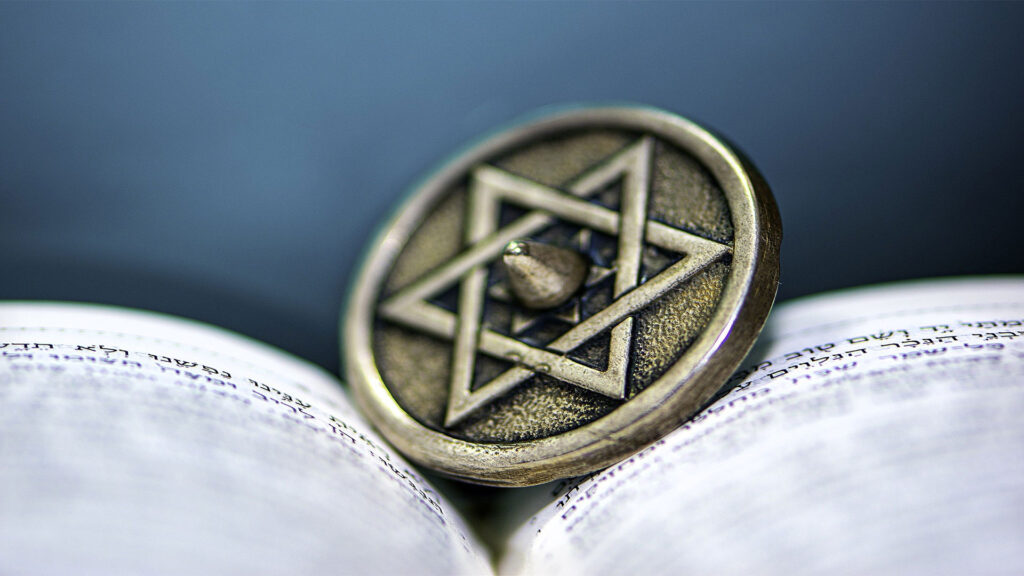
(0, 302), (491, 575)
(502, 277), (1024, 575)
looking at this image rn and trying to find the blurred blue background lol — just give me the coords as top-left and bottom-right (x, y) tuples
(1, 2), (1022, 373)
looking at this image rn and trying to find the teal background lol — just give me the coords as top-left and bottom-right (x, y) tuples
(1, 3), (1022, 372)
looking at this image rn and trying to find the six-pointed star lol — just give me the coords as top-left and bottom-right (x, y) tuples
(380, 137), (732, 427)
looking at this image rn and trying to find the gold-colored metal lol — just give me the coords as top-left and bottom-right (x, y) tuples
(502, 240), (589, 310)
(343, 106), (781, 486)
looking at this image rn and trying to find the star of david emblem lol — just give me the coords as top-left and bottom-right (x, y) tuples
(379, 137), (732, 427)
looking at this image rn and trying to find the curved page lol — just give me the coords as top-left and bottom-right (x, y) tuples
(502, 277), (1024, 575)
(0, 302), (490, 575)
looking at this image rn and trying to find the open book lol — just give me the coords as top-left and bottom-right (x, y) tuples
(1, 276), (1022, 574)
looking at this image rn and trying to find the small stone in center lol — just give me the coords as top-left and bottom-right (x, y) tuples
(502, 240), (589, 310)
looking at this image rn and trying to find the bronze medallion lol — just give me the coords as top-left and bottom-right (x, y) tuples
(344, 106), (781, 486)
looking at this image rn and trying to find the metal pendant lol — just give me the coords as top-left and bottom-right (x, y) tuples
(344, 106), (781, 486)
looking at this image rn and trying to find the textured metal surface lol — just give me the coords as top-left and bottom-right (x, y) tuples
(345, 106), (781, 485)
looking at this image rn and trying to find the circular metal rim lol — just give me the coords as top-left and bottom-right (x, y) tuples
(344, 105), (781, 486)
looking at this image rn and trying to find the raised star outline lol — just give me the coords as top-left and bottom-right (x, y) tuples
(379, 137), (732, 427)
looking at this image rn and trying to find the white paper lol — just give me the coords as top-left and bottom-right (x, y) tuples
(503, 277), (1024, 576)
(0, 302), (491, 576)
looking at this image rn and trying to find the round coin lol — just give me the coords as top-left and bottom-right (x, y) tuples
(344, 106), (781, 486)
